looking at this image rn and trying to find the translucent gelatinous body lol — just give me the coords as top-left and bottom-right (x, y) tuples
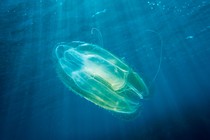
(54, 41), (149, 118)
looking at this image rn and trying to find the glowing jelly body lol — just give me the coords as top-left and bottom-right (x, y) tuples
(55, 41), (149, 118)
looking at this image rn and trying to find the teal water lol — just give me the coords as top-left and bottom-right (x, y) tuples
(0, 0), (210, 140)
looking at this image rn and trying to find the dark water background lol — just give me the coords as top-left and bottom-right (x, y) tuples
(0, 0), (210, 140)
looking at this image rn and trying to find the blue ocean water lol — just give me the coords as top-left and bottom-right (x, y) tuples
(0, 0), (210, 140)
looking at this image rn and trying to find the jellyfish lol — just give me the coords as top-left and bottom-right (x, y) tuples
(54, 41), (149, 119)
